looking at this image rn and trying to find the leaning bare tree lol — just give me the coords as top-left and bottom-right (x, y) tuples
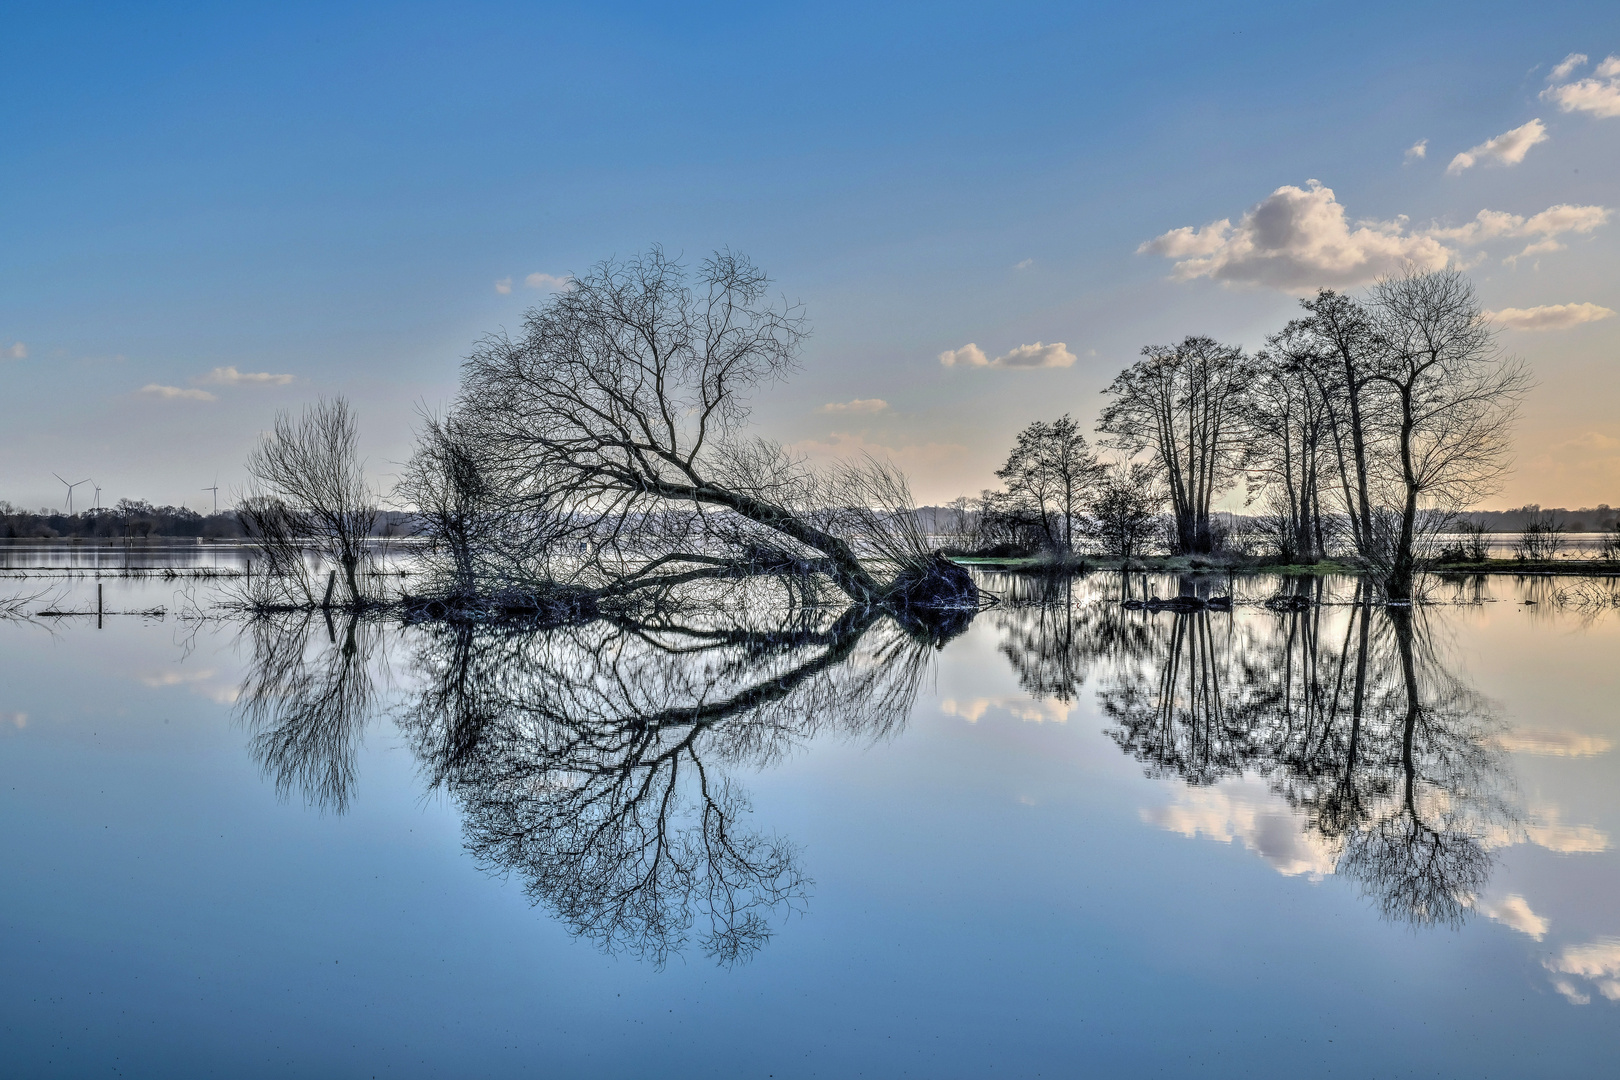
(243, 396), (378, 607)
(434, 247), (972, 615)
(1366, 269), (1529, 600)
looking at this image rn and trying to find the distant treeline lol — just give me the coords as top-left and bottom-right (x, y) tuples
(1453, 506), (1620, 533)
(0, 499), (415, 540)
(912, 504), (1620, 536)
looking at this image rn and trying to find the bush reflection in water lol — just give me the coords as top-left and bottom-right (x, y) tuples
(234, 570), (1523, 967)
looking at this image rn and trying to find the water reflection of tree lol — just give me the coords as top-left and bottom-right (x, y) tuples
(988, 573), (1159, 705)
(236, 610), (381, 814)
(236, 593), (935, 965)
(1000, 580), (1514, 928)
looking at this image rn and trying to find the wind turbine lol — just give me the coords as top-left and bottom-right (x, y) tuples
(90, 481), (102, 511)
(54, 473), (91, 515)
(202, 476), (220, 514)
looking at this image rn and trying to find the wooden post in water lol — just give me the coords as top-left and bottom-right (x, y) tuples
(97, 583), (103, 630)
(322, 569), (337, 610)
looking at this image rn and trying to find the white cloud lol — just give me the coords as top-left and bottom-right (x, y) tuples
(1137, 180), (1452, 291)
(1405, 139), (1428, 162)
(1496, 728), (1613, 755)
(1014, 258), (1034, 270)
(1145, 779), (1340, 879)
(200, 366), (296, 386)
(939, 343), (989, 368)
(941, 341), (1075, 369)
(525, 272), (571, 291)
(494, 277), (512, 294)
(1447, 119), (1549, 175)
(4, 342), (25, 360)
(1550, 53), (1589, 82)
(1543, 53), (1620, 118)
(819, 398), (889, 414)
(1475, 893), (1549, 940)
(993, 341), (1076, 369)
(139, 384), (216, 402)
(1141, 181), (1611, 292)
(1487, 303), (1617, 330)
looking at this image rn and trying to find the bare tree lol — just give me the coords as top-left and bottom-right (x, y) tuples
(1298, 289), (1382, 557)
(1246, 325), (1335, 562)
(445, 248), (971, 613)
(995, 415), (1100, 553)
(1367, 269), (1530, 599)
(1097, 336), (1250, 554)
(244, 397), (378, 606)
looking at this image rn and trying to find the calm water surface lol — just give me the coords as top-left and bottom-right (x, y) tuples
(3, 570), (1619, 1077)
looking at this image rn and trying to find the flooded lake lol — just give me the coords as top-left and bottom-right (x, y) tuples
(4, 567), (1620, 1077)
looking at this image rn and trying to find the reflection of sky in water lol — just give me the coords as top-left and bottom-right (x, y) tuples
(5, 571), (1620, 1074)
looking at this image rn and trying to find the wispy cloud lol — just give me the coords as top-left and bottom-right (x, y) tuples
(494, 277), (512, 294)
(1139, 180), (1610, 292)
(787, 430), (966, 473)
(525, 272), (571, 291)
(939, 341), (1075, 369)
(1014, 258), (1034, 270)
(1542, 53), (1620, 118)
(200, 366), (296, 386)
(1486, 302), (1616, 330)
(1447, 119), (1548, 175)
(819, 398), (889, 414)
(1405, 138), (1428, 162)
(140, 384), (216, 402)
(4, 342), (25, 360)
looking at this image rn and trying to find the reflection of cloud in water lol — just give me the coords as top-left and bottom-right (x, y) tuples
(1475, 894), (1548, 940)
(139, 667), (239, 705)
(941, 696), (1073, 724)
(1475, 802), (1608, 853)
(140, 668), (215, 688)
(1544, 938), (1620, 1004)
(1496, 730), (1613, 757)
(1523, 804), (1609, 854)
(1144, 779), (1340, 880)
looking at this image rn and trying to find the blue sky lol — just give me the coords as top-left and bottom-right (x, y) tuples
(4, 1), (1619, 510)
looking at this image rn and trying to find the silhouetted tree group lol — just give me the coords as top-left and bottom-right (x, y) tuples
(970, 267), (1528, 597)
